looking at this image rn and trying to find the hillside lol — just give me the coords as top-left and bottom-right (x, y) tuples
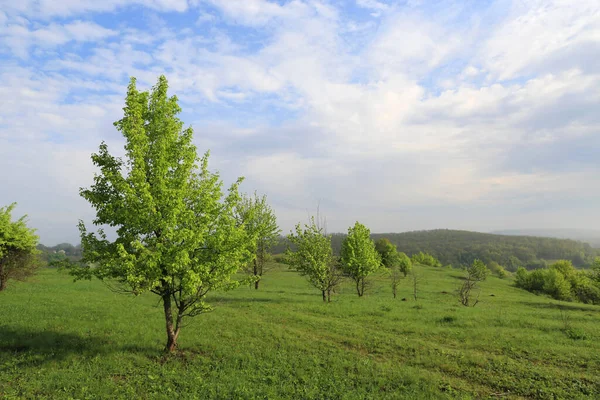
(1, 265), (599, 399)
(492, 229), (600, 248)
(273, 229), (597, 269)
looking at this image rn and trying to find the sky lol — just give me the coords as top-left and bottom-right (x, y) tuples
(0, 0), (599, 245)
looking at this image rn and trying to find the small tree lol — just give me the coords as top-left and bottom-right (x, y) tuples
(397, 252), (412, 277)
(0, 203), (39, 291)
(286, 216), (342, 302)
(375, 238), (396, 267)
(341, 222), (381, 297)
(458, 259), (489, 307)
(237, 192), (280, 289)
(74, 76), (255, 352)
(412, 268), (421, 301)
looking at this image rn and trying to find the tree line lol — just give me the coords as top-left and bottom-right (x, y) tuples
(272, 229), (597, 270)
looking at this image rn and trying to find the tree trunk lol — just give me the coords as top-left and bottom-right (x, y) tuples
(253, 259), (260, 290)
(322, 290), (327, 302)
(0, 264), (6, 291)
(327, 289), (331, 303)
(356, 278), (365, 297)
(162, 293), (180, 352)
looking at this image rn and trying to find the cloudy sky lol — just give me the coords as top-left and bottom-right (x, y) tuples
(0, 0), (599, 245)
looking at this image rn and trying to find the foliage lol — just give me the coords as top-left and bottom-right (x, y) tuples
(0, 203), (40, 291)
(340, 222), (381, 297)
(543, 269), (572, 301)
(286, 217), (342, 302)
(236, 192), (280, 289)
(74, 76), (254, 352)
(488, 261), (509, 278)
(375, 239), (412, 298)
(515, 260), (600, 304)
(411, 251), (442, 267)
(458, 259), (489, 307)
(397, 252), (412, 277)
(374, 238), (397, 268)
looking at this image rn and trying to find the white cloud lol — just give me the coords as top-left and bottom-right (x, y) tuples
(1, 0), (600, 243)
(0, 20), (117, 57)
(481, 0), (600, 80)
(0, 0), (190, 18)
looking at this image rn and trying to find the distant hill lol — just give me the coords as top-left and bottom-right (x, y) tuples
(491, 229), (600, 248)
(273, 229), (598, 270)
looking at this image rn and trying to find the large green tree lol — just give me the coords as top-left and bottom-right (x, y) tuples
(286, 217), (342, 302)
(75, 76), (255, 352)
(0, 203), (39, 291)
(237, 192), (280, 289)
(341, 222), (380, 297)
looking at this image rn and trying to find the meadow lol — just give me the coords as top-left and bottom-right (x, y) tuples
(1, 263), (599, 399)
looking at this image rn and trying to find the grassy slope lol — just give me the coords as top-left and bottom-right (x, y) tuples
(1, 265), (599, 399)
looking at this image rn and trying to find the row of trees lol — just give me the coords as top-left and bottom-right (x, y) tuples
(286, 217), (418, 301)
(273, 229), (598, 269)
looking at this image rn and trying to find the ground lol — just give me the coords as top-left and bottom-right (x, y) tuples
(1, 264), (599, 399)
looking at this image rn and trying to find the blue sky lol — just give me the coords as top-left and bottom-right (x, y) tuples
(1, 0), (599, 245)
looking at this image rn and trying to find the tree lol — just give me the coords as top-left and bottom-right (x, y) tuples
(74, 76), (254, 352)
(397, 252), (412, 277)
(286, 216), (342, 302)
(375, 238), (397, 268)
(340, 222), (381, 297)
(375, 239), (412, 298)
(0, 203), (39, 291)
(458, 259), (489, 307)
(236, 192), (280, 289)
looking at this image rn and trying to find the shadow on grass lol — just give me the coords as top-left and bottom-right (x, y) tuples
(519, 301), (600, 313)
(208, 296), (288, 304)
(0, 326), (156, 368)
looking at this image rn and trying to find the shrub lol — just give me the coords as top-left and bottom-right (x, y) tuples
(488, 261), (509, 278)
(550, 260), (576, 280)
(570, 272), (600, 304)
(411, 252), (441, 267)
(543, 269), (572, 301)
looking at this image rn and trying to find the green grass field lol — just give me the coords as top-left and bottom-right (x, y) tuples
(1, 264), (599, 399)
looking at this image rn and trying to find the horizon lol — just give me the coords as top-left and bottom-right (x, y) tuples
(1, 0), (599, 244)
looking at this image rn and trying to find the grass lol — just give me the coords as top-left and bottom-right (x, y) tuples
(1, 264), (600, 399)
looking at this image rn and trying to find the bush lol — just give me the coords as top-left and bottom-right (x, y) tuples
(550, 260), (576, 280)
(515, 262), (600, 304)
(272, 254), (287, 264)
(514, 267), (529, 288)
(526, 269), (548, 292)
(466, 259), (489, 282)
(543, 269), (572, 301)
(411, 252), (441, 267)
(570, 273), (600, 304)
(488, 261), (509, 278)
